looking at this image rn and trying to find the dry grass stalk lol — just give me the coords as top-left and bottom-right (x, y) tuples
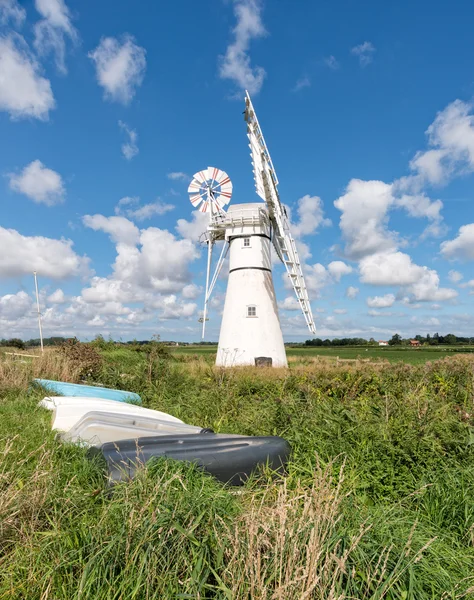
(0, 348), (81, 391)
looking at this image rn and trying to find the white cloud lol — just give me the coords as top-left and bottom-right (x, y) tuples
(89, 35), (146, 104)
(291, 195), (331, 238)
(9, 160), (65, 205)
(118, 227), (199, 293)
(366, 294), (396, 308)
(83, 218), (200, 298)
(0, 226), (89, 279)
(33, 0), (78, 74)
(304, 263), (331, 296)
(0, 34), (55, 120)
(359, 251), (422, 286)
(409, 100), (474, 186)
(327, 261), (352, 281)
(176, 211), (209, 241)
(114, 196), (174, 221)
(278, 296), (300, 311)
(333, 308), (347, 314)
(292, 75), (310, 92)
(334, 179), (396, 259)
(126, 201), (174, 221)
(323, 55), (339, 70)
(359, 251), (457, 303)
(182, 284), (201, 300)
(118, 120), (139, 160)
(219, 0), (266, 95)
(47, 288), (66, 303)
(448, 270), (463, 283)
(115, 196), (139, 213)
(83, 214), (140, 246)
(0, 291), (33, 320)
(150, 295), (197, 320)
(441, 223), (474, 261)
(346, 286), (359, 299)
(167, 172), (189, 181)
(0, 0), (25, 25)
(351, 41), (375, 67)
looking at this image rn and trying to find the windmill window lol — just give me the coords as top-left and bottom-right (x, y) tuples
(242, 237), (251, 248)
(247, 305), (257, 317)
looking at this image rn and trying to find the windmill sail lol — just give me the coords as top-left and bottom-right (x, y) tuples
(244, 91), (316, 335)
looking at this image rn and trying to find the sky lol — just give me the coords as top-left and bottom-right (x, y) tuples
(1, 0), (474, 343)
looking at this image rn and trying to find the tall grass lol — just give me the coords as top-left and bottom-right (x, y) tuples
(1, 348), (473, 598)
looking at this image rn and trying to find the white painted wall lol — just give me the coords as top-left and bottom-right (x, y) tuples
(216, 203), (287, 367)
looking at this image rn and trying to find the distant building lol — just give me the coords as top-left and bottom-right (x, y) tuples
(410, 340), (421, 347)
(378, 341), (389, 346)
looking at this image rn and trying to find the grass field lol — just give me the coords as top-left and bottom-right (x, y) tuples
(172, 343), (474, 365)
(1, 345), (474, 598)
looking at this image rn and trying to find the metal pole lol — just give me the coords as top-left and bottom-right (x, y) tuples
(33, 271), (44, 352)
(202, 239), (212, 339)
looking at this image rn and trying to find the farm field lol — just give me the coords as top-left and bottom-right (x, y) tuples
(172, 343), (474, 364)
(1, 344), (474, 599)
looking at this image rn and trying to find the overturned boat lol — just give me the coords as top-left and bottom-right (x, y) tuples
(34, 379), (141, 403)
(62, 410), (204, 446)
(40, 396), (183, 432)
(95, 432), (291, 486)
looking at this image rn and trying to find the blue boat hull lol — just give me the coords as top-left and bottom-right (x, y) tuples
(33, 379), (141, 404)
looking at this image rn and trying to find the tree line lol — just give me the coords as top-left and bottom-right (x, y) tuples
(304, 333), (474, 347)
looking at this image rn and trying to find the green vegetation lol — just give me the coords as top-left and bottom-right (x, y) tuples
(171, 343), (474, 364)
(1, 346), (474, 598)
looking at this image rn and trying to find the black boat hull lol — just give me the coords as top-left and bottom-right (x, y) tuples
(97, 433), (291, 485)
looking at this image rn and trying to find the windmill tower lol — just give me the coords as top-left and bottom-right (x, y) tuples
(188, 92), (316, 368)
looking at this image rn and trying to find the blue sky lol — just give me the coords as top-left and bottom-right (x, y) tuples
(1, 0), (474, 342)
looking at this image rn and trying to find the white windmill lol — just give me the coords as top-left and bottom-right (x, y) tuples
(188, 91), (316, 368)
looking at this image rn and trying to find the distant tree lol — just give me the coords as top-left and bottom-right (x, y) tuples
(6, 338), (25, 350)
(388, 334), (402, 346)
(444, 334), (457, 345)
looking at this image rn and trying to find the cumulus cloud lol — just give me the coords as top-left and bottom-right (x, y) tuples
(0, 34), (55, 120)
(440, 223), (474, 261)
(9, 160), (65, 205)
(346, 286), (359, 299)
(291, 195), (331, 238)
(83, 217), (200, 299)
(278, 296), (300, 311)
(334, 179), (396, 259)
(409, 100), (474, 186)
(89, 35), (146, 104)
(118, 120), (139, 160)
(83, 214), (140, 246)
(333, 308), (347, 314)
(350, 41), (375, 66)
(123, 201), (174, 222)
(327, 261), (352, 281)
(219, 0), (266, 95)
(448, 270), (463, 283)
(33, 0), (78, 74)
(47, 288), (66, 303)
(366, 294), (396, 308)
(176, 211), (210, 242)
(0, 291), (33, 320)
(360, 251), (457, 302)
(0, 0), (25, 25)
(0, 226), (89, 278)
(114, 196), (174, 222)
